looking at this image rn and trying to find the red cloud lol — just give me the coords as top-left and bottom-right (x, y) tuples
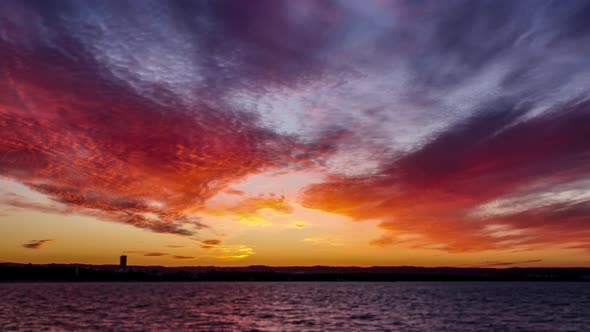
(302, 101), (590, 252)
(0, 37), (309, 235)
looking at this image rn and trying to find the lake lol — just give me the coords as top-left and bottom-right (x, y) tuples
(1, 282), (588, 331)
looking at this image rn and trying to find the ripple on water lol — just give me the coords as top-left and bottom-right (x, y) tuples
(0, 282), (589, 332)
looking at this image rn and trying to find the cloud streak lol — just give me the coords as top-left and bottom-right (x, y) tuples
(22, 239), (53, 250)
(200, 239), (222, 249)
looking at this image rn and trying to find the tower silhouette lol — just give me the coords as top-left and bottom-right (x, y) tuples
(120, 255), (127, 269)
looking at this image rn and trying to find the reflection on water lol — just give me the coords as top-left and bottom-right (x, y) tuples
(0, 282), (589, 331)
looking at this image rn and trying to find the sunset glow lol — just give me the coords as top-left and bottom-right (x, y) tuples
(1, 0), (590, 267)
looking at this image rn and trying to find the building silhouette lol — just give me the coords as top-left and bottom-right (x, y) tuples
(120, 255), (127, 269)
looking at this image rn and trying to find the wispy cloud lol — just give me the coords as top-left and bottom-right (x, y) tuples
(143, 252), (168, 257)
(22, 239), (53, 250)
(171, 255), (195, 260)
(1, 193), (202, 236)
(200, 239), (222, 249)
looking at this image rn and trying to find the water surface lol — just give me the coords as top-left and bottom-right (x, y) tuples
(1, 282), (588, 331)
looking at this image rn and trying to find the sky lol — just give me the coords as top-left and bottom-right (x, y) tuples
(1, 0), (590, 267)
